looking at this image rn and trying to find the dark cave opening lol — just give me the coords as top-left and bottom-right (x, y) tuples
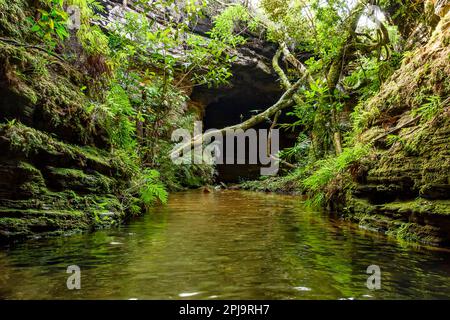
(200, 89), (298, 183)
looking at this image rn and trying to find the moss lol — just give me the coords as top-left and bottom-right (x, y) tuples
(49, 167), (90, 178)
(354, 14), (450, 129)
(47, 167), (114, 193)
(15, 161), (47, 195)
(0, 208), (85, 218)
(0, 195), (127, 240)
(352, 105), (381, 135)
(343, 196), (450, 246)
(0, 122), (129, 176)
(0, 121), (142, 241)
(0, 2), (147, 242)
(18, 161), (41, 175)
(0, 0), (29, 40)
(361, 111), (450, 200)
(0, 41), (97, 146)
(0, 208), (91, 240)
(382, 199), (450, 216)
(240, 167), (305, 193)
(386, 222), (441, 245)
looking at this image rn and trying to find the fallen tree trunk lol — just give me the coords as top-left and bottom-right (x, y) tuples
(170, 77), (304, 157)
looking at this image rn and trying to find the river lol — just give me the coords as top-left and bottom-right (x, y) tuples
(1, 190), (450, 299)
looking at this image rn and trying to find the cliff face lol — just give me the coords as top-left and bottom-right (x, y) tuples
(0, 1), (141, 241)
(344, 10), (450, 246)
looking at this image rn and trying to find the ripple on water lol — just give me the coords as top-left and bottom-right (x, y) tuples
(1, 190), (450, 299)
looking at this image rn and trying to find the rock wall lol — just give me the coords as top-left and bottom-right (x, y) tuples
(0, 1), (138, 241)
(344, 10), (450, 246)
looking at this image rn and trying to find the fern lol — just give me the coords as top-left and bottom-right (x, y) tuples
(139, 169), (168, 206)
(412, 95), (442, 122)
(279, 133), (311, 164)
(87, 85), (136, 150)
(302, 144), (371, 206)
(77, 24), (110, 56)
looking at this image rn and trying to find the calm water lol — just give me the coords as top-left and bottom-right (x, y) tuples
(1, 190), (450, 299)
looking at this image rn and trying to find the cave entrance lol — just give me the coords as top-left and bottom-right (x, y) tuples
(189, 50), (300, 183)
(198, 89), (298, 183)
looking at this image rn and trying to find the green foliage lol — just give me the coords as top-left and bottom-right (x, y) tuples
(0, 0), (29, 39)
(108, 5), (235, 87)
(260, 0), (290, 22)
(86, 84), (136, 151)
(285, 79), (337, 131)
(26, 0), (110, 67)
(65, 0), (110, 57)
(65, 0), (104, 23)
(77, 24), (110, 56)
(386, 134), (401, 146)
(108, 85), (136, 149)
(279, 133), (311, 165)
(349, 102), (380, 137)
(28, 0), (69, 48)
(104, 2), (235, 192)
(2, 0), (234, 223)
(186, 34), (234, 87)
(342, 56), (399, 101)
(138, 169), (168, 207)
(412, 95), (442, 122)
(209, 4), (250, 47)
(302, 144), (371, 206)
(262, 0), (351, 62)
(283, 78), (344, 159)
(240, 166), (306, 193)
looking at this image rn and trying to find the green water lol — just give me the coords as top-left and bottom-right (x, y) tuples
(1, 190), (450, 299)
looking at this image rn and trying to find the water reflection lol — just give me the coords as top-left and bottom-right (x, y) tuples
(1, 190), (450, 299)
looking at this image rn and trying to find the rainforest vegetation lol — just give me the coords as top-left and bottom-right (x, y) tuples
(0, 0), (449, 246)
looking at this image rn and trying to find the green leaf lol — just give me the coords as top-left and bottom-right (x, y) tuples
(30, 24), (41, 32)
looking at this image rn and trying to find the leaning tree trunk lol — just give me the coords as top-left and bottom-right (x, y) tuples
(170, 78), (304, 157)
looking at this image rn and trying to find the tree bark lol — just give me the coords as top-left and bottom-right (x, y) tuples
(170, 78), (303, 157)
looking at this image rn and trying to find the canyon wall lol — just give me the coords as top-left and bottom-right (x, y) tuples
(344, 9), (450, 246)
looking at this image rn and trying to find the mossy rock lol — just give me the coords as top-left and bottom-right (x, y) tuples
(45, 166), (115, 194)
(0, 209), (89, 240)
(344, 196), (450, 246)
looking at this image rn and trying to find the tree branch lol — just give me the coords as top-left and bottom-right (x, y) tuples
(279, 41), (314, 84)
(170, 77), (303, 156)
(272, 47), (291, 89)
